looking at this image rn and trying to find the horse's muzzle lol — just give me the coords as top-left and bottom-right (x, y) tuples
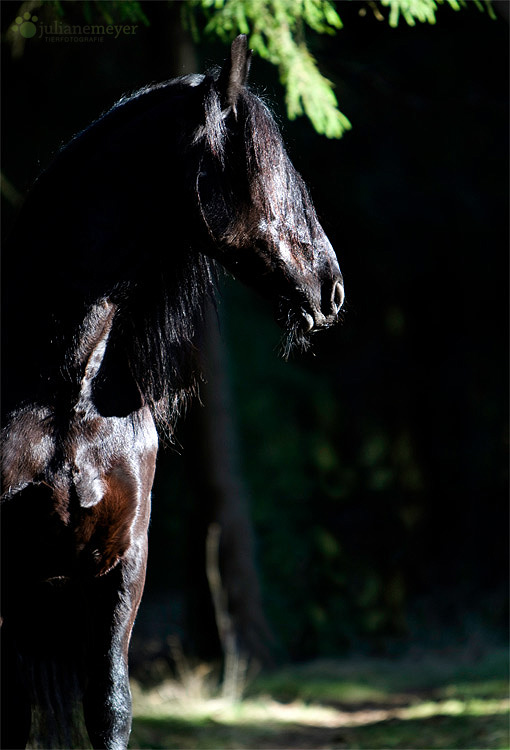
(301, 275), (344, 333)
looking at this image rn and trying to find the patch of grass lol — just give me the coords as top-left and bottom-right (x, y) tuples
(248, 649), (509, 703)
(129, 649), (510, 749)
(343, 714), (509, 750)
(438, 680), (509, 700)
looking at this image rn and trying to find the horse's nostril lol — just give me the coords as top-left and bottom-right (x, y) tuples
(332, 280), (345, 314)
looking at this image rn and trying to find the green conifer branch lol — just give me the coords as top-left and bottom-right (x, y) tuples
(43, 0), (497, 138)
(379, 0), (495, 27)
(188, 0), (495, 137)
(198, 0), (351, 138)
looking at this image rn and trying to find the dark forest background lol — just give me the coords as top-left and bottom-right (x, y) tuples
(1, 0), (508, 675)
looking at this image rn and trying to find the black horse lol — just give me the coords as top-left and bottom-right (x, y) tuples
(1, 36), (344, 749)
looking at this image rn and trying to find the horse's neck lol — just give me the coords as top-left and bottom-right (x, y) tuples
(2, 85), (214, 422)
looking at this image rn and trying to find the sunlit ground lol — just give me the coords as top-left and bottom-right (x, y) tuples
(129, 649), (509, 749)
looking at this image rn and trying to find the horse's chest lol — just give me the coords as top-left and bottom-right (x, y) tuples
(2, 406), (158, 582)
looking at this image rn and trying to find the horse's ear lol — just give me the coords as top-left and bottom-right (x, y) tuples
(217, 34), (252, 111)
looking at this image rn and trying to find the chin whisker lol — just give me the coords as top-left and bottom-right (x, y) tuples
(278, 308), (312, 360)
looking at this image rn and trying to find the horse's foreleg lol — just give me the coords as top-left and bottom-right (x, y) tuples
(0, 621), (31, 749)
(79, 407), (157, 749)
(83, 541), (147, 750)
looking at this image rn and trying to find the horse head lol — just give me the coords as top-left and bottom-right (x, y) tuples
(194, 35), (344, 352)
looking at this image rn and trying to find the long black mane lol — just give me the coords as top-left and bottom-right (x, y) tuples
(2, 72), (231, 428)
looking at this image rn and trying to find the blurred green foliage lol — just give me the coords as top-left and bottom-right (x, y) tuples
(52, 0), (150, 25)
(380, 0), (495, 27)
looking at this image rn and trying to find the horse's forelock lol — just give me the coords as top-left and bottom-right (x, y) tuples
(193, 76), (228, 164)
(240, 92), (318, 242)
